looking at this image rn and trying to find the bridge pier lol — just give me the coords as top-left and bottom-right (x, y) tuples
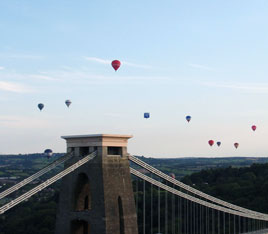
(55, 134), (138, 234)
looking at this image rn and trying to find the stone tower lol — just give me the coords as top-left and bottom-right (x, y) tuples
(55, 134), (138, 234)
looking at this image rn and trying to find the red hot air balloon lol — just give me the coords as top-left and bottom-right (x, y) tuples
(252, 125), (257, 131)
(234, 143), (239, 149)
(111, 60), (121, 71)
(208, 140), (214, 147)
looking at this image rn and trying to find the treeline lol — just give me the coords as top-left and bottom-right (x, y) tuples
(134, 156), (268, 179)
(0, 154), (64, 184)
(0, 189), (59, 234)
(134, 163), (268, 233)
(1, 161), (268, 233)
(181, 163), (268, 213)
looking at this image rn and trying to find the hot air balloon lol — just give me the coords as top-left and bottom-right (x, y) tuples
(208, 140), (214, 147)
(234, 143), (239, 149)
(186, 115), (191, 122)
(217, 141), (221, 147)
(170, 173), (175, 179)
(44, 149), (53, 159)
(252, 125), (257, 131)
(38, 103), (44, 111)
(111, 60), (121, 71)
(144, 113), (150, 119)
(65, 100), (72, 108)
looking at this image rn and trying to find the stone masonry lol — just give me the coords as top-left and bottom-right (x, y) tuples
(55, 134), (138, 234)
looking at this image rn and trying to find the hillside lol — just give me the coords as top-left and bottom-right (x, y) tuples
(181, 163), (268, 213)
(1, 154), (268, 233)
(134, 156), (268, 179)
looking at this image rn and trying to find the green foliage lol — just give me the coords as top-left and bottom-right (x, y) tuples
(135, 156), (268, 180)
(1, 154), (268, 233)
(133, 159), (268, 233)
(0, 192), (58, 234)
(183, 163), (268, 213)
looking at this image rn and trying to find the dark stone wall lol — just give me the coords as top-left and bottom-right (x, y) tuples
(55, 146), (138, 234)
(71, 220), (90, 234)
(74, 173), (91, 211)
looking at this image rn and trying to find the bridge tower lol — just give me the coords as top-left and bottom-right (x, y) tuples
(55, 134), (138, 234)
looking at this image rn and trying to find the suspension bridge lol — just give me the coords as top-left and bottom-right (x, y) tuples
(0, 134), (268, 234)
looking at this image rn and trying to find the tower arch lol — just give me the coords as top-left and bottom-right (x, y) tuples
(118, 196), (125, 234)
(73, 173), (91, 211)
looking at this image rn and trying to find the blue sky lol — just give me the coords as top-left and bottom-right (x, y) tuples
(0, 0), (268, 157)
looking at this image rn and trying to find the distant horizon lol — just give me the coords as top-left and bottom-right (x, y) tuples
(1, 152), (268, 159)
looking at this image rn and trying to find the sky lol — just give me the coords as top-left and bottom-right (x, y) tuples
(0, 0), (268, 157)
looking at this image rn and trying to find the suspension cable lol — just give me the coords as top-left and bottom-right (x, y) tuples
(0, 152), (73, 200)
(130, 168), (268, 221)
(0, 151), (96, 215)
(129, 155), (268, 219)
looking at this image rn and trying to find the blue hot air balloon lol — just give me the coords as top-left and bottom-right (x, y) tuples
(217, 141), (221, 147)
(38, 103), (44, 111)
(186, 115), (191, 122)
(144, 113), (150, 119)
(65, 100), (72, 108)
(44, 149), (53, 159)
